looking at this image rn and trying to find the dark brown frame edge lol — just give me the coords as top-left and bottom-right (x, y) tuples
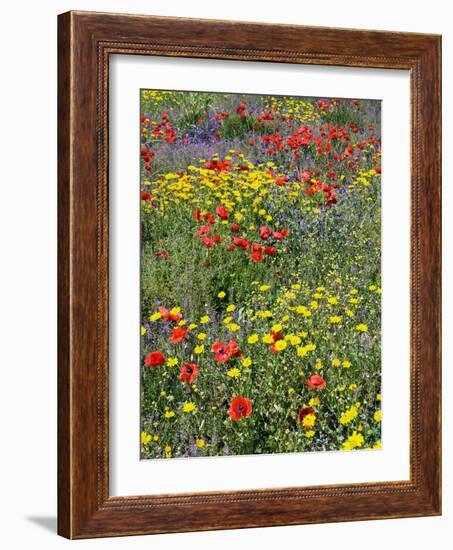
(58, 10), (441, 539)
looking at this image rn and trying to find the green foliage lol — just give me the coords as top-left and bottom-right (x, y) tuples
(219, 113), (259, 140)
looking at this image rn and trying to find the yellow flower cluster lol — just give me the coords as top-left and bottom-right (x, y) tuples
(267, 96), (320, 124)
(340, 405), (359, 425)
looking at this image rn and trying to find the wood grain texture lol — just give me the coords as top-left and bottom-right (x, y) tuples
(57, 10), (442, 539)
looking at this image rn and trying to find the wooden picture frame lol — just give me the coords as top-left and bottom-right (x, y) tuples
(58, 10), (441, 539)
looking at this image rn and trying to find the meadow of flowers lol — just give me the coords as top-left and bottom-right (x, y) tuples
(140, 90), (382, 459)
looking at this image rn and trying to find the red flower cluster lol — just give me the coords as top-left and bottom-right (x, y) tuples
(228, 396), (252, 421)
(250, 244), (265, 263)
(193, 207), (286, 261)
(229, 236), (276, 262)
(202, 234), (221, 248)
(228, 224), (286, 262)
(232, 236), (250, 250)
(256, 109), (275, 123)
(275, 175), (288, 186)
(193, 206), (230, 247)
(151, 111), (177, 143)
(316, 99), (331, 111)
(313, 136), (332, 155)
(263, 245), (277, 256)
(324, 123), (351, 142)
(260, 226), (289, 241)
(211, 339), (242, 363)
(304, 181), (337, 206)
(194, 209), (216, 224)
(214, 111), (230, 121)
(299, 170), (312, 182)
(179, 362), (199, 384)
(259, 132), (284, 155)
(286, 126), (314, 155)
(144, 351), (166, 367)
(236, 101), (247, 118)
(159, 306), (182, 322)
(140, 146), (155, 173)
(203, 158), (232, 172)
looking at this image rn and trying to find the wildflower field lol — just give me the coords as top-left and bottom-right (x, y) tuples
(140, 90), (382, 459)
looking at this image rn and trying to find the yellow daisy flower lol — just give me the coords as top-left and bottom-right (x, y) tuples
(247, 334), (259, 344)
(182, 402), (197, 413)
(227, 368), (241, 378)
(342, 431), (364, 450)
(141, 432), (151, 445)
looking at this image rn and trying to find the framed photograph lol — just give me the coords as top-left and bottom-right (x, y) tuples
(58, 11), (441, 539)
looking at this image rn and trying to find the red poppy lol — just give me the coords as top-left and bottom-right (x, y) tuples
(264, 246), (277, 256)
(272, 229), (289, 240)
(201, 236), (215, 248)
(211, 341), (231, 363)
(194, 209), (204, 222)
(227, 338), (242, 358)
(205, 212), (216, 225)
(231, 223), (240, 232)
(260, 226), (272, 240)
(344, 145), (354, 157)
(317, 99), (330, 111)
(140, 191), (153, 202)
(170, 326), (189, 344)
(215, 111), (229, 121)
(211, 339), (242, 363)
(144, 351), (166, 367)
(298, 406), (316, 426)
(164, 133), (177, 143)
(252, 242), (263, 252)
(204, 159), (231, 172)
(154, 250), (170, 260)
(195, 225), (211, 237)
(228, 396), (252, 421)
(327, 170), (337, 180)
(179, 362), (199, 384)
(140, 146), (155, 167)
(306, 374), (326, 390)
(299, 170), (312, 182)
(236, 101), (247, 117)
(215, 205), (229, 220)
(269, 331), (283, 353)
(213, 234), (222, 243)
(250, 250), (264, 262)
(159, 306), (182, 322)
(227, 244), (235, 251)
(232, 237), (250, 250)
(275, 175), (288, 186)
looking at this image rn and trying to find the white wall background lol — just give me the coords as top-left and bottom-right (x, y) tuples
(0, 1), (449, 548)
